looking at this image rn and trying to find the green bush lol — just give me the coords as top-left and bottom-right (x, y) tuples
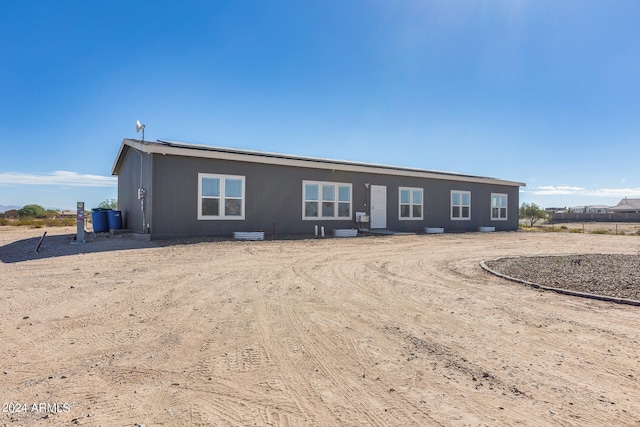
(97, 198), (117, 210)
(18, 204), (46, 218)
(520, 202), (548, 227)
(591, 229), (608, 235)
(570, 228), (583, 233)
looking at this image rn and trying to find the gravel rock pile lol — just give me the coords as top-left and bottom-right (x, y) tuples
(485, 254), (640, 301)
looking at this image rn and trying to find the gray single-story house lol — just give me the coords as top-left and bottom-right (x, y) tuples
(608, 198), (640, 213)
(111, 139), (525, 239)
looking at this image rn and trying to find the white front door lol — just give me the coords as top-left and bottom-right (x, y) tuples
(370, 185), (387, 229)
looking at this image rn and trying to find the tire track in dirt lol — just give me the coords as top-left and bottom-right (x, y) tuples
(283, 252), (439, 424)
(331, 259), (516, 426)
(259, 253), (398, 425)
(327, 242), (553, 425)
(280, 300), (389, 426)
(417, 236), (640, 426)
(185, 383), (303, 426)
(75, 269), (220, 425)
(255, 255), (350, 424)
(187, 256), (315, 426)
(252, 299), (330, 425)
(4, 230), (640, 426)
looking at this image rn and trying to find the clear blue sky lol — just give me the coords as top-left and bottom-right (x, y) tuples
(1, 1), (639, 210)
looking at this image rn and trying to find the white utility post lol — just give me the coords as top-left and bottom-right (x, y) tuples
(74, 202), (85, 244)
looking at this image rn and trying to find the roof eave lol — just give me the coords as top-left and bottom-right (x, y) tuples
(113, 139), (526, 187)
(111, 139), (129, 175)
(111, 139), (153, 175)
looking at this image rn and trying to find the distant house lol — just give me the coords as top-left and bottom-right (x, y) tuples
(567, 205), (609, 214)
(585, 205), (609, 214)
(112, 139), (526, 239)
(4, 209), (18, 219)
(609, 198), (640, 213)
(545, 207), (565, 214)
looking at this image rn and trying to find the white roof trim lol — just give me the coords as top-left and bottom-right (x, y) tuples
(111, 140), (129, 175)
(113, 139), (525, 187)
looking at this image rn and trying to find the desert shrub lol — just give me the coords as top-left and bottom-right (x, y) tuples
(560, 225), (568, 230)
(543, 226), (562, 233)
(44, 218), (76, 227)
(520, 203), (548, 227)
(591, 229), (608, 235)
(570, 228), (583, 233)
(0, 217), (75, 227)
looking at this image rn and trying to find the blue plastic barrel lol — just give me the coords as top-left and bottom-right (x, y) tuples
(92, 210), (109, 233)
(107, 210), (122, 230)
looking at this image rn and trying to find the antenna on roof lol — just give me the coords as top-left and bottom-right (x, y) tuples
(136, 120), (146, 141)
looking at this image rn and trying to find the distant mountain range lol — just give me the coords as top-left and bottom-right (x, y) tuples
(0, 205), (21, 212)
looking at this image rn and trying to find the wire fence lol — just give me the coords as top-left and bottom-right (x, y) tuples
(550, 212), (640, 223)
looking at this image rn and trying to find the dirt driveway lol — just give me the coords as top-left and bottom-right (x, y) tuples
(1, 227), (639, 426)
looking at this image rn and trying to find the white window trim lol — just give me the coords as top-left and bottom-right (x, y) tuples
(198, 173), (246, 220)
(398, 187), (424, 220)
(302, 180), (352, 220)
(491, 193), (508, 221)
(451, 190), (471, 220)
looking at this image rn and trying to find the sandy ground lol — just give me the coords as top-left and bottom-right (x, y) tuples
(1, 226), (640, 427)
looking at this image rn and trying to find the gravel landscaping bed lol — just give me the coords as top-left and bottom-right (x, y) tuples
(484, 254), (640, 301)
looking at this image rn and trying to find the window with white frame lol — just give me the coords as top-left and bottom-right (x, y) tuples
(451, 190), (471, 220)
(198, 173), (245, 220)
(491, 193), (508, 220)
(399, 187), (423, 220)
(303, 181), (352, 220)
